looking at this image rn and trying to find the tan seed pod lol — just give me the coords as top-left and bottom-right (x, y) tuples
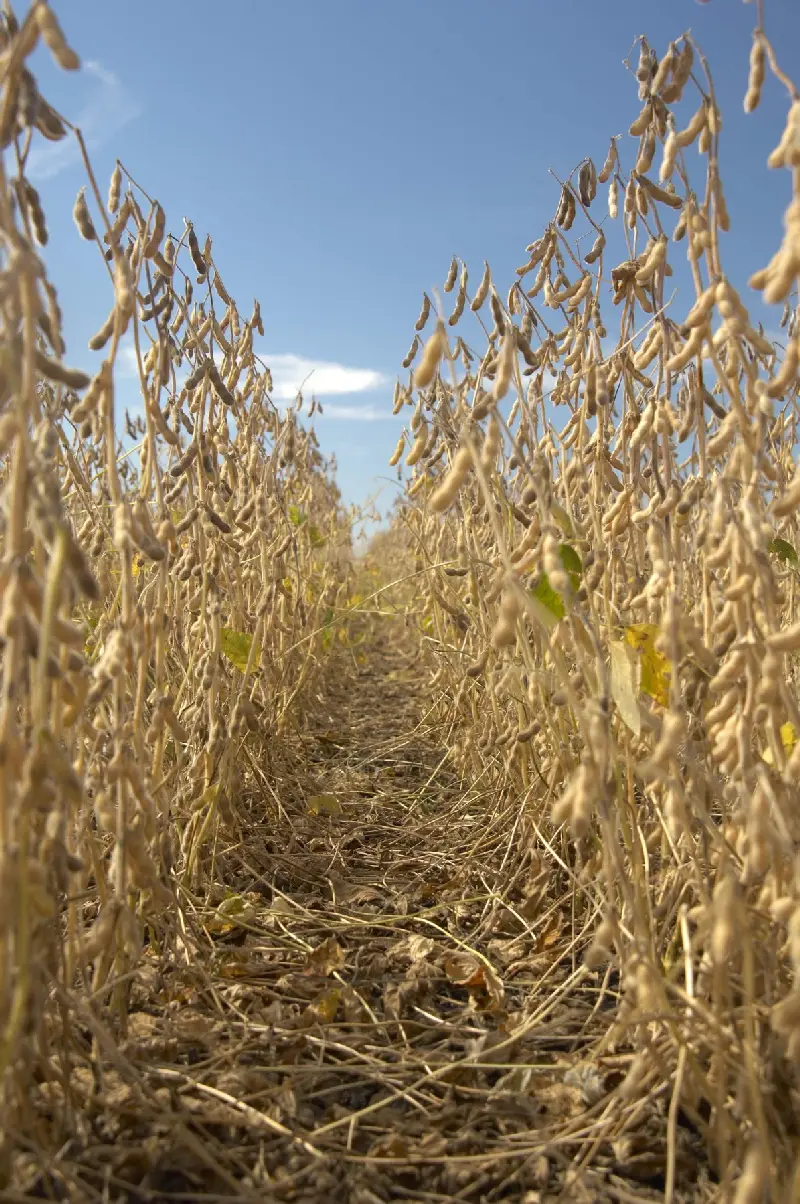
(108, 162), (122, 213)
(491, 584), (521, 649)
(35, 2), (80, 69)
(449, 276), (467, 326)
(584, 231), (605, 264)
(143, 201), (166, 259)
(578, 160), (597, 207)
(415, 321), (447, 390)
(636, 172), (683, 210)
(635, 128), (656, 175)
(187, 226), (207, 277)
(429, 446), (472, 513)
(556, 185), (576, 230)
(18, 178), (47, 245)
(744, 33), (766, 114)
(767, 618), (800, 652)
(444, 255), (458, 293)
(35, 349), (91, 391)
(629, 101), (652, 138)
(492, 329), (516, 401)
(471, 260), (491, 311)
(676, 102), (707, 149)
(388, 433), (405, 467)
(414, 292), (431, 331)
(402, 334), (420, 368)
(404, 418), (428, 467)
(608, 176), (618, 220)
(73, 187), (96, 241)
(597, 139), (617, 184)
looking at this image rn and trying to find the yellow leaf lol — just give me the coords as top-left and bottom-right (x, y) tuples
(220, 627), (261, 674)
(307, 793), (342, 817)
(763, 721), (798, 765)
(624, 622), (659, 653)
(624, 623), (670, 707)
(609, 639), (641, 735)
(308, 987), (340, 1024)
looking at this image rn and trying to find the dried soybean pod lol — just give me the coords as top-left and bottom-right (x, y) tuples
(636, 173), (683, 209)
(449, 272), (467, 326)
(578, 160), (597, 207)
(744, 32), (765, 114)
(444, 255), (458, 293)
(19, 179), (47, 245)
(388, 433), (405, 467)
(415, 292), (431, 331)
(429, 446), (472, 513)
(108, 162), (122, 213)
(404, 418), (429, 467)
(471, 261), (491, 311)
(598, 139), (617, 184)
(415, 321), (447, 390)
(493, 327), (516, 401)
(402, 335), (420, 368)
(584, 231), (605, 264)
(35, 350), (91, 391)
(187, 226), (207, 277)
(608, 176), (619, 220)
(143, 202), (166, 258)
(73, 188), (96, 241)
(556, 186), (576, 230)
(629, 101), (652, 138)
(89, 308), (116, 352)
(35, 2), (80, 69)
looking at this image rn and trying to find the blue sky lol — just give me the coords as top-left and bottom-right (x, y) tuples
(26, 0), (800, 526)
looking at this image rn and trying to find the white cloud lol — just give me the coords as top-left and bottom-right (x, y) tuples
(27, 61), (140, 181)
(316, 403), (393, 421)
(111, 341), (390, 421)
(261, 353), (387, 401)
(117, 339), (139, 378)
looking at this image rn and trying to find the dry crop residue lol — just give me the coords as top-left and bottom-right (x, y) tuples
(51, 601), (707, 1203)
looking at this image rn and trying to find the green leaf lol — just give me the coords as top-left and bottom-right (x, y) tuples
(220, 627), (261, 674)
(769, 537), (798, 565)
(532, 573), (565, 619)
(558, 544), (582, 591)
(288, 504), (306, 527)
(308, 523), (326, 548)
(551, 503), (574, 538)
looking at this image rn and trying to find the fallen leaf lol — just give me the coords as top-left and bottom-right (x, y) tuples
(304, 937), (345, 977)
(307, 792), (342, 817)
(306, 987), (340, 1024)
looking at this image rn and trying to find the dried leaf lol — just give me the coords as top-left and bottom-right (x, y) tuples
(304, 937), (345, 977)
(609, 639), (641, 735)
(307, 792), (342, 817)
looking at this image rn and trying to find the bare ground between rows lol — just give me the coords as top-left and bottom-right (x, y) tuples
(14, 617), (714, 1204)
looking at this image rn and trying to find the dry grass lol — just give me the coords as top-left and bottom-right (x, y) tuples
(1, 1), (800, 1200)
